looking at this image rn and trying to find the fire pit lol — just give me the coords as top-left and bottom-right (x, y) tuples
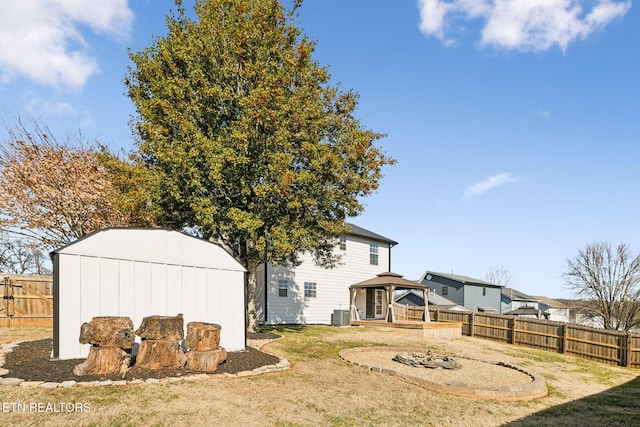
(339, 347), (547, 401)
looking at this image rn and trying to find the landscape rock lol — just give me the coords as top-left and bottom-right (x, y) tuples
(185, 347), (227, 372)
(184, 322), (221, 351)
(135, 314), (184, 340)
(73, 347), (132, 376)
(79, 316), (134, 349)
(393, 350), (462, 370)
(135, 339), (187, 370)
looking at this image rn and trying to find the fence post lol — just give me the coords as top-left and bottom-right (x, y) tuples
(433, 309), (439, 322)
(509, 317), (516, 344)
(561, 324), (568, 354)
(623, 332), (632, 368)
(468, 312), (474, 337)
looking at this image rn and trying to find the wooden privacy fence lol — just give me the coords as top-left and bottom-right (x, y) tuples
(0, 275), (53, 327)
(429, 308), (640, 369)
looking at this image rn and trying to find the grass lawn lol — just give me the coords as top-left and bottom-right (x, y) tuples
(1, 325), (640, 426)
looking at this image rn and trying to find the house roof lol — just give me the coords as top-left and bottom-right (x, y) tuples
(502, 288), (539, 302)
(420, 271), (503, 288)
(350, 272), (429, 290)
(531, 296), (568, 308)
(346, 223), (398, 246)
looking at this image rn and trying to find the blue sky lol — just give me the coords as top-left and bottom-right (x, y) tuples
(0, 0), (638, 299)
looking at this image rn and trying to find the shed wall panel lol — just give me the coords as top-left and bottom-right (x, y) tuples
(150, 263), (168, 315)
(118, 260), (135, 317)
(99, 258), (119, 314)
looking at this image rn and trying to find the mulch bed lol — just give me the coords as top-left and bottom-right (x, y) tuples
(2, 332), (282, 383)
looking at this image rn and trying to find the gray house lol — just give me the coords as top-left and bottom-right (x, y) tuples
(417, 271), (503, 313)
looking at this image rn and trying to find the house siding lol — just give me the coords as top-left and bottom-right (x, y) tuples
(257, 234), (391, 325)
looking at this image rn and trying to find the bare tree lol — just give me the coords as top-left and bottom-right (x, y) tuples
(0, 118), (130, 251)
(484, 265), (512, 287)
(0, 236), (51, 274)
(564, 241), (640, 331)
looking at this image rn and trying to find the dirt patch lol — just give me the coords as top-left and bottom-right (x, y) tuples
(2, 337), (282, 382)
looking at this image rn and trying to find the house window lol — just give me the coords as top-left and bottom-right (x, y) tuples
(370, 243), (379, 265)
(304, 282), (317, 298)
(339, 236), (346, 251)
(278, 279), (288, 297)
(483, 287), (487, 296)
(442, 286), (448, 296)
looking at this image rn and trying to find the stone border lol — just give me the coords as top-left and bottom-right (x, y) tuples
(0, 338), (290, 388)
(339, 347), (547, 401)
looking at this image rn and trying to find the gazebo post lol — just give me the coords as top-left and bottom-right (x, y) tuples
(423, 288), (431, 322)
(386, 285), (396, 322)
(350, 288), (360, 321)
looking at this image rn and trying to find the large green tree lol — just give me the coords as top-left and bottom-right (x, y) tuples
(126, 0), (394, 331)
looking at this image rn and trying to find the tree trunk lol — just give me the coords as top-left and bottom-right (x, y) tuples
(134, 340), (187, 370)
(185, 348), (227, 372)
(184, 322), (221, 351)
(246, 259), (259, 333)
(79, 317), (134, 349)
(135, 314), (184, 340)
(73, 347), (132, 376)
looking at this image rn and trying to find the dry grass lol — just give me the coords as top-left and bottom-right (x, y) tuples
(1, 325), (640, 426)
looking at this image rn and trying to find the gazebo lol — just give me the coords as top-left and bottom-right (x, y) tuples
(349, 272), (430, 323)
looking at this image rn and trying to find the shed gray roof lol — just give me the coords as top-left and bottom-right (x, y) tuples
(420, 271), (503, 288)
(346, 223), (398, 246)
(504, 306), (550, 317)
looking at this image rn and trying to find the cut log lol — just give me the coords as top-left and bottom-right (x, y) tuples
(135, 314), (184, 340)
(134, 340), (187, 370)
(184, 322), (221, 351)
(185, 347), (227, 372)
(79, 316), (134, 349)
(73, 347), (132, 376)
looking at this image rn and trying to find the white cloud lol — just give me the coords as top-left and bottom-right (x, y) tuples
(0, 0), (133, 91)
(417, 0), (631, 52)
(538, 109), (551, 119)
(463, 172), (521, 200)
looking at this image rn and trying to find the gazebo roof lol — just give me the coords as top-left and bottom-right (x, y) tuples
(350, 272), (430, 290)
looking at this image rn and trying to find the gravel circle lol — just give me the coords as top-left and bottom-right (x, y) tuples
(340, 347), (535, 387)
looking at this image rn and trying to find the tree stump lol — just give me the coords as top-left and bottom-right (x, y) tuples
(184, 322), (221, 351)
(73, 347), (132, 376)
(185, 348), (227, 372)
(135, 314), (184, 340)
(79, 317), (135, 349)
(135, 340), (187, 370)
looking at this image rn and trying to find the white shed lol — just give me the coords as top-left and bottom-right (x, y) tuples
(52, 228), (247, 359)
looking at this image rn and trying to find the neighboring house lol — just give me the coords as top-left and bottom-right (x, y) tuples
(501, 288), (541, 314)
(256, 224), (397, 325)
(417, 271), (503, 313)
(52, 228), (247, 360)
(395, 289), (470, 312)
(533, 296), (571, 323)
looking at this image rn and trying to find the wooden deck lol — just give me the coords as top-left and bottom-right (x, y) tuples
(350, 320), (462, 338)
